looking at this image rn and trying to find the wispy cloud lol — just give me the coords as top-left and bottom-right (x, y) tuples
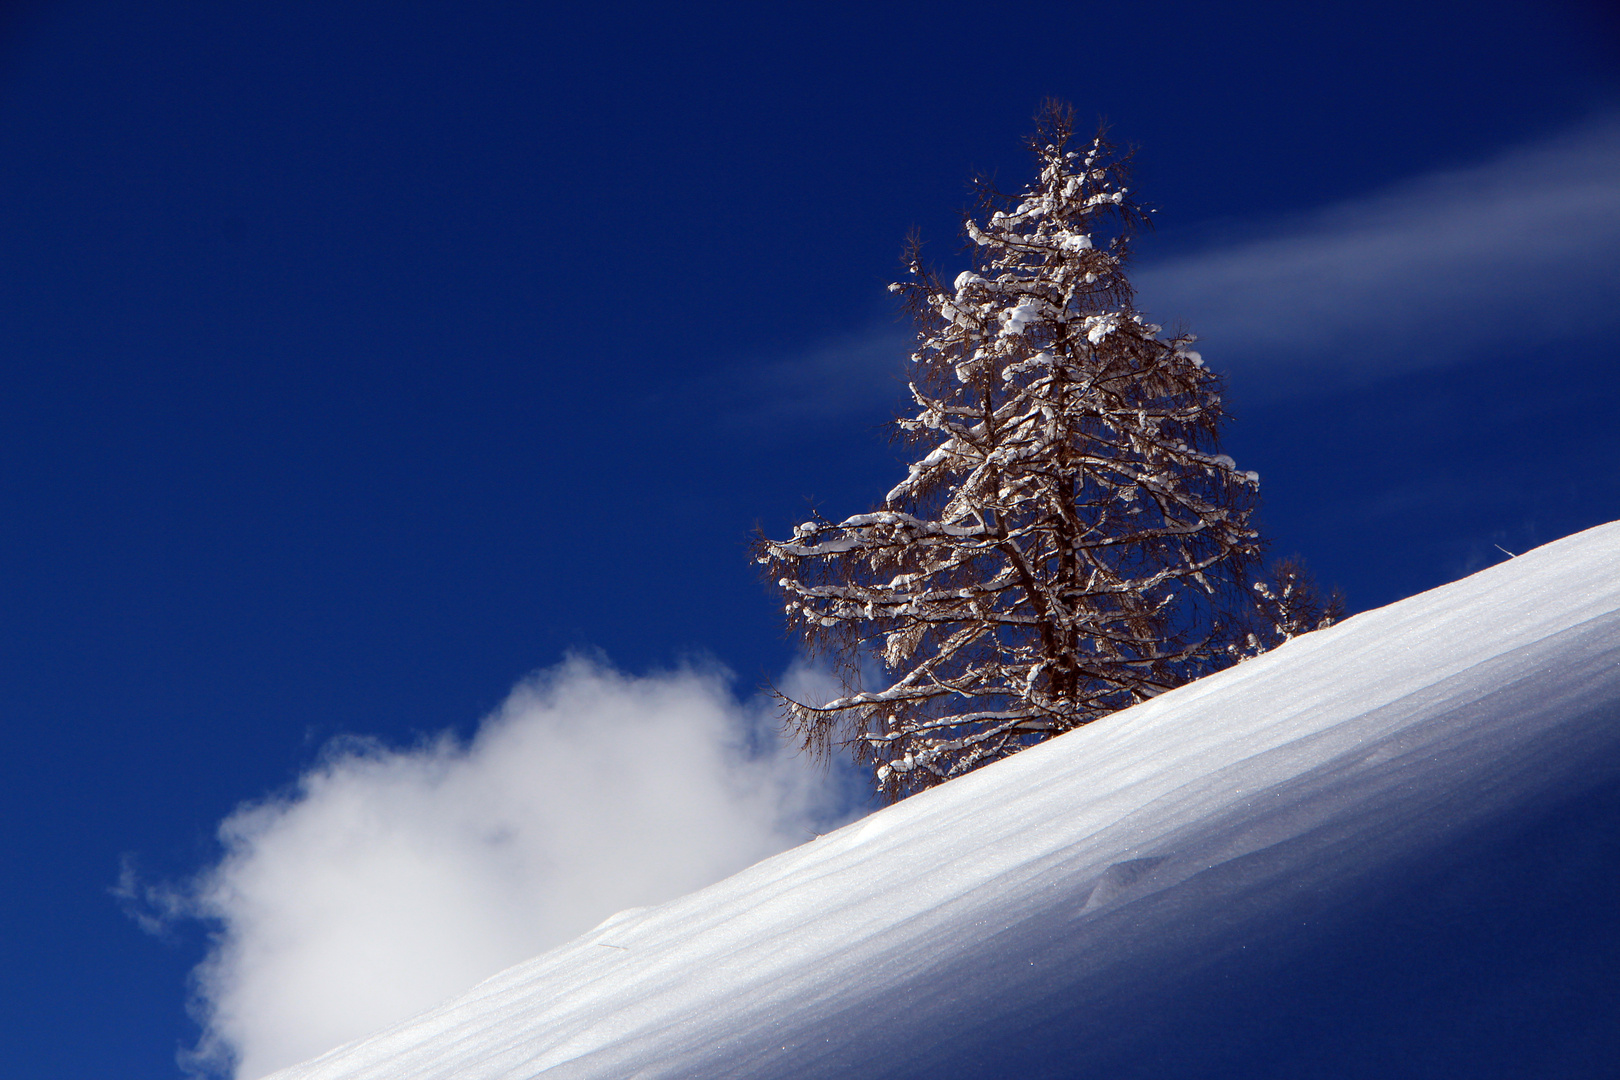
(715, 326), (914, 429)
(738, 119), (1620, 417)
(124, 657), (856, 1080)
(1135, 116), (1620, 396)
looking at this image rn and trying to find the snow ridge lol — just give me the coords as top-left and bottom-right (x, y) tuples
(269, 522), (1620, 1080)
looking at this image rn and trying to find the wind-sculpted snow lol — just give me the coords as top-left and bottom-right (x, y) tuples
(267, 522), (1620, 1080)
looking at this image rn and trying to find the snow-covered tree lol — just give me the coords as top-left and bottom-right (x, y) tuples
(758, 103), (1263, 800)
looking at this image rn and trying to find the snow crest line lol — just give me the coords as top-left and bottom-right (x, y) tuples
(268, 522), (1620, 1080)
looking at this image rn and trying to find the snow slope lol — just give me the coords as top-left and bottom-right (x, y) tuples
(267, 522), (1620, 1080)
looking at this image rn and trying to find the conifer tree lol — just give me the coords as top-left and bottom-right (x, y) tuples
(758, 102), (1263, 800)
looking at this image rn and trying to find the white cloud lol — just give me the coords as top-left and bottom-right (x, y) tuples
(1134, 115), (1620, 395)
(142, 657), (855, 1080)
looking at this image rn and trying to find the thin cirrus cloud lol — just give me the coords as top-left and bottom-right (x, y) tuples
(119, 657), (855, 1080)
(1133, 115), (1620, 396)
(717, 326), (913, 429)
(755, 115), (1620, 413)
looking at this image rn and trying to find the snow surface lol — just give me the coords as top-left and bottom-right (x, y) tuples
(267, 522), (1620, 1080)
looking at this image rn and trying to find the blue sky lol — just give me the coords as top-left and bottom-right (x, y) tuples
(1, 2), (1616, 1077)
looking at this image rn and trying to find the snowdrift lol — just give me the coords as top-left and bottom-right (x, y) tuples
(269, 523), (1620, 1080)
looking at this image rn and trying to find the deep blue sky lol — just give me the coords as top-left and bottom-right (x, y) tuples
(1, 2), (1617, 1076)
